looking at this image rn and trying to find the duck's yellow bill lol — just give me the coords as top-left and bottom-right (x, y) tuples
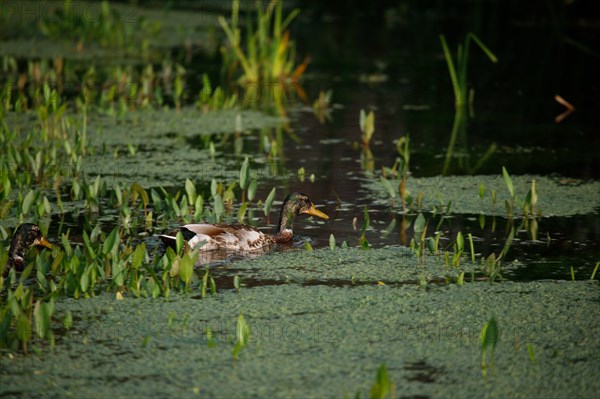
(35, 237), (53, 249)
(303, 204), (329, 220)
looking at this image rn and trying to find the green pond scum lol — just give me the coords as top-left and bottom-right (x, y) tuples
(365, 174), (600, 217)
(0, 281), (598, 398)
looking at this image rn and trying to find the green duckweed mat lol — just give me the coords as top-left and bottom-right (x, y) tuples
(1, 280), (598, 398)
(363, 175), (600, 217)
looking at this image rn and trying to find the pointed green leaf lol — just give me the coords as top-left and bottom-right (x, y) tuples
(240, 157), (250, 190)
(263, 187), (276, 216)
(248, 180), (258, 201)
(502, 166), (514, 198)
(185, 178), (197, 206)
(16, 313), (31, 343)
(380, 176), (396, 199)
(211, 178), (218, 197)
(175, 231), (185, 256)
(22, 190), (35, 215)
(103, 228), (119, 256)
(481, 316), (499, 351)
(359, 109), (366, 132)
(64, 310), (73, 330)
(131, 243), (146, 269)
(456, 231), (464, 252)
(237, 202), (248, 223)
(414, 213), (426, 235)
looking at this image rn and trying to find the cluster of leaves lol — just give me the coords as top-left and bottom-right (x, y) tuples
(218, 0), (309, 112)
(0, 222), (207, 353)
(196, 74), (238, 113)
(0, 56), (191, 119)
(1, 151), (280, 355)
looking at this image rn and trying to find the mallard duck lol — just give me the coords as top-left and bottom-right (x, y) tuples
(5, 223), (53, 271)
(159, 192), (329, 252)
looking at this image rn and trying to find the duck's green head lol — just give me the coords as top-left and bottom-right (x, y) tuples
(7, 223), (52, 270)
(278, 192), (329, 232)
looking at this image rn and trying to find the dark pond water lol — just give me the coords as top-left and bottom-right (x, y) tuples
(184, 1), (600, 281)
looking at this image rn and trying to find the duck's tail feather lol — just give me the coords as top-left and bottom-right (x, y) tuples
(158, 234), (177, 249)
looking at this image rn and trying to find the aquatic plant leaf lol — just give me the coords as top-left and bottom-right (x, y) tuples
(329, 234), (336, 250)
(248, 180), (258, 202)
(457, 271), (465, 285)
(131, 183), (149, 208)
(381, 219), (397, 239)
(233, 314), (250, 360)
(21, 190), (35, 215)
(114, 184), (123, 206)
(502, 167), (514, 198)
(179, 252), (195, 286)
(237, 202), (248, 223)
(414, 213), (426, 235)
(264, 187), (276, 216)
(380, 176), (396, 199)
(33, 299), (53, 339)
(530, 180), (538, 208)
(80, 270), (89, 293)
(439, 34), (460, 105)
(207, 276), (215, 295)
(131, 243), (146, 269)
(467, 33), (498, 63)
(102, 228), (119, 256)
(361, 206), (370, 235)
(456, 232), (464, 252)
(63, 311), (72, 330)
(370, 363), (391, 399)
(359, 109), (366, 132)
(211, 178), (218, 197)
(426, 236), (436, 254)
(194, 195), (204, 220)
(213, 194), (224, 218)
(185, 178), (197, 205)
(16, 313), (31, 343)
(175, 232), (185, 256)
(481, 316), (499, 352)
(591, 262), (599, 280)
(240, 157), (250, 190)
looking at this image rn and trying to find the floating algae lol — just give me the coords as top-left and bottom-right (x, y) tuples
(364, 175), (600, 217)
(0, 280), (597, 398)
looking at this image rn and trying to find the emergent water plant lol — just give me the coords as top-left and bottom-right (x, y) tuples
(439, 33), (497, 175)
(218, 0), (309, 113)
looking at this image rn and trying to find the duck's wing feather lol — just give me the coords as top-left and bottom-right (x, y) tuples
(182, 224), (229, 238)
(183, 223), (270, 251)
